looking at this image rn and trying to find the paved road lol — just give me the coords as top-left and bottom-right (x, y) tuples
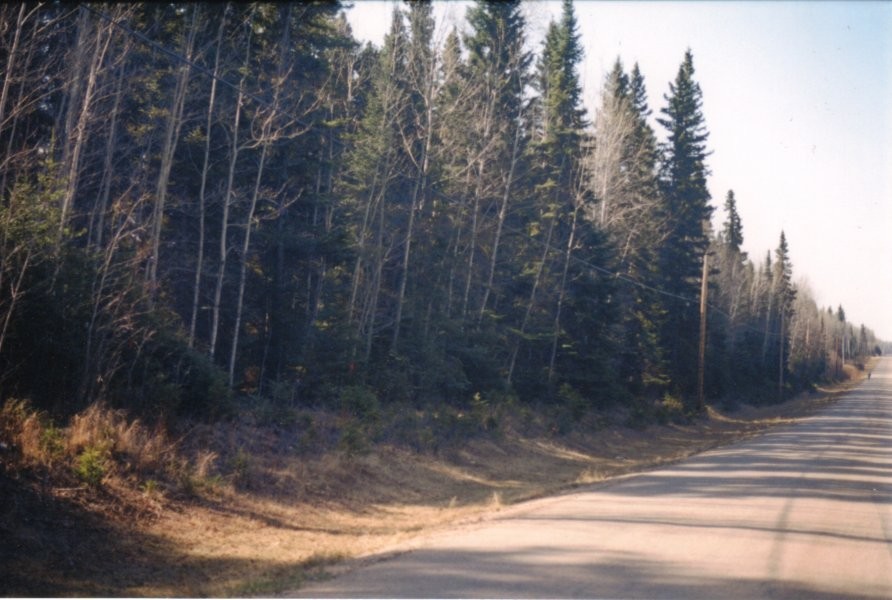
(297, 358), (892, 598)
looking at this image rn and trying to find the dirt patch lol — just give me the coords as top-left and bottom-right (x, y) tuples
(0, 365), (872, 596)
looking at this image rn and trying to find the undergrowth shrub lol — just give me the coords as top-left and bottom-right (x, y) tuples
(655, 393), (687, 424)
(625, 398), (651, 429)
(338, 422), (370, 458)
(336, 386), (380, 458)
(250, 395), (298, 428)
(557, 384), (588, 421)
(74, 445), (108, 487)
(339, 385), (380, 423)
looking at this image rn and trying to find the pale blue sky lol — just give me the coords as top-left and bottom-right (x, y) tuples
(346, 1), (892, 339)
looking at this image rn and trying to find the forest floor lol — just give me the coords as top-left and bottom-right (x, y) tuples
(0, 362), (873, 597)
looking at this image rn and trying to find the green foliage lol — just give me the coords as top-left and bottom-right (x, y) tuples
(655, 393), (688, 425)
(339, 385), (380, 423)
(40, 422), (66, 462)
(0, 3), (863, 449)
(74, 445), (108, 487)
(338, 422), (370, 459)
(655, 49), (714, 396)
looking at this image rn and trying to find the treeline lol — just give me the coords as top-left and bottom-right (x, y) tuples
(0, 1), (880, 422)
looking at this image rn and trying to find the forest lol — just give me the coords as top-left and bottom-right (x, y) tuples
(0, 0), (882, 431)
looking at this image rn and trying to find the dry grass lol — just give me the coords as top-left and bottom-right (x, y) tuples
(1, 399), (177, 480)
(0, 361), (875, 596)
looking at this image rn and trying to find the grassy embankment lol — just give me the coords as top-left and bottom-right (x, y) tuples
(0, 361), (873, 596)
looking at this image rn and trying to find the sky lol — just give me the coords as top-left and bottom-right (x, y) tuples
(345, 1), (892, 340)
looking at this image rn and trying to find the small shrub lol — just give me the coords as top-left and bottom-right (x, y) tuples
(177, 469), (199, 497)
(434, 409), (478, 442)
(338, 422), (369, 459)
(416, 425), (437, 453)
(67, 403), (172, 476)
(625, 399), (651, 430)
(655, 393), (687, 425)
(1, 400), (71, 466)
(252, 396), (297, 428)
(74, 445), (108, 487)
(141, 479), (159, 496)
(39, 422), (66, 462)
(339, 385), (380, 423)
(557, 384), (588, 421)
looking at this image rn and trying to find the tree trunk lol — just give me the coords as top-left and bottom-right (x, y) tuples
(209, 76), (245, 359)
(89, 58), (126, 250)
(548, 205), (578, 384)
(189, 11), (225, 348)
(228, 140), (269, 386)
(59, 8), (114, 237)
(479, 115), (523, 322)
(147, 8), (196, 292)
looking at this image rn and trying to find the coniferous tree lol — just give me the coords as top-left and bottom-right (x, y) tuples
(342, 7), (413, 380)
(722, 190), (744, 252)
(772, 230), (796, 397)
(656, 49), (713, 399)
(711, 189), (753, 393)
(463, 0), (531, 327)
(527, 0), (616, 402)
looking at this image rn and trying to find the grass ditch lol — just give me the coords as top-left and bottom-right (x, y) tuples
(0, 361), (874, 596)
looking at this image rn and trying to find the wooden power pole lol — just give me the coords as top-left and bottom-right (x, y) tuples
(778, 305), (785, 403)
(697, 253), (708, 413)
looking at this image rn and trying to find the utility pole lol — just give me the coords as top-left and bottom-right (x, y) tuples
(778, 304), (785, 403)
(697, 253), (708, 413)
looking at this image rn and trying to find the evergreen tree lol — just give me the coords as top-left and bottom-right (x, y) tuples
(462, 0), (531, 327)
(772, 230), (796, 398)
(588, 59), (667, 396)
(523, 0), (616, 402)
(342, 6), (412, 372)
(656, 49), (713, 398)
(722, 190), (744, 253)
(537, 0), (586, 147)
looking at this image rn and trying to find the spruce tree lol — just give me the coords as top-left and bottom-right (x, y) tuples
(722, 190), (744, 252)
(656, 49), (713, 398)
(342, 7), (412, 368)
(772, 231), (796, 398)
(460, 0), (530, 327)
(522, 0), (616, 402)
(588, 60), (667, 396)
(537, 0), (586, 148)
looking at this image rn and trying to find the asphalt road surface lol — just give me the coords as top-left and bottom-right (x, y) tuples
(297, 358), (892, 598)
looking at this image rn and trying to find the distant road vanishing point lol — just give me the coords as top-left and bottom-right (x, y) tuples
(296, 358), (892, 599)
